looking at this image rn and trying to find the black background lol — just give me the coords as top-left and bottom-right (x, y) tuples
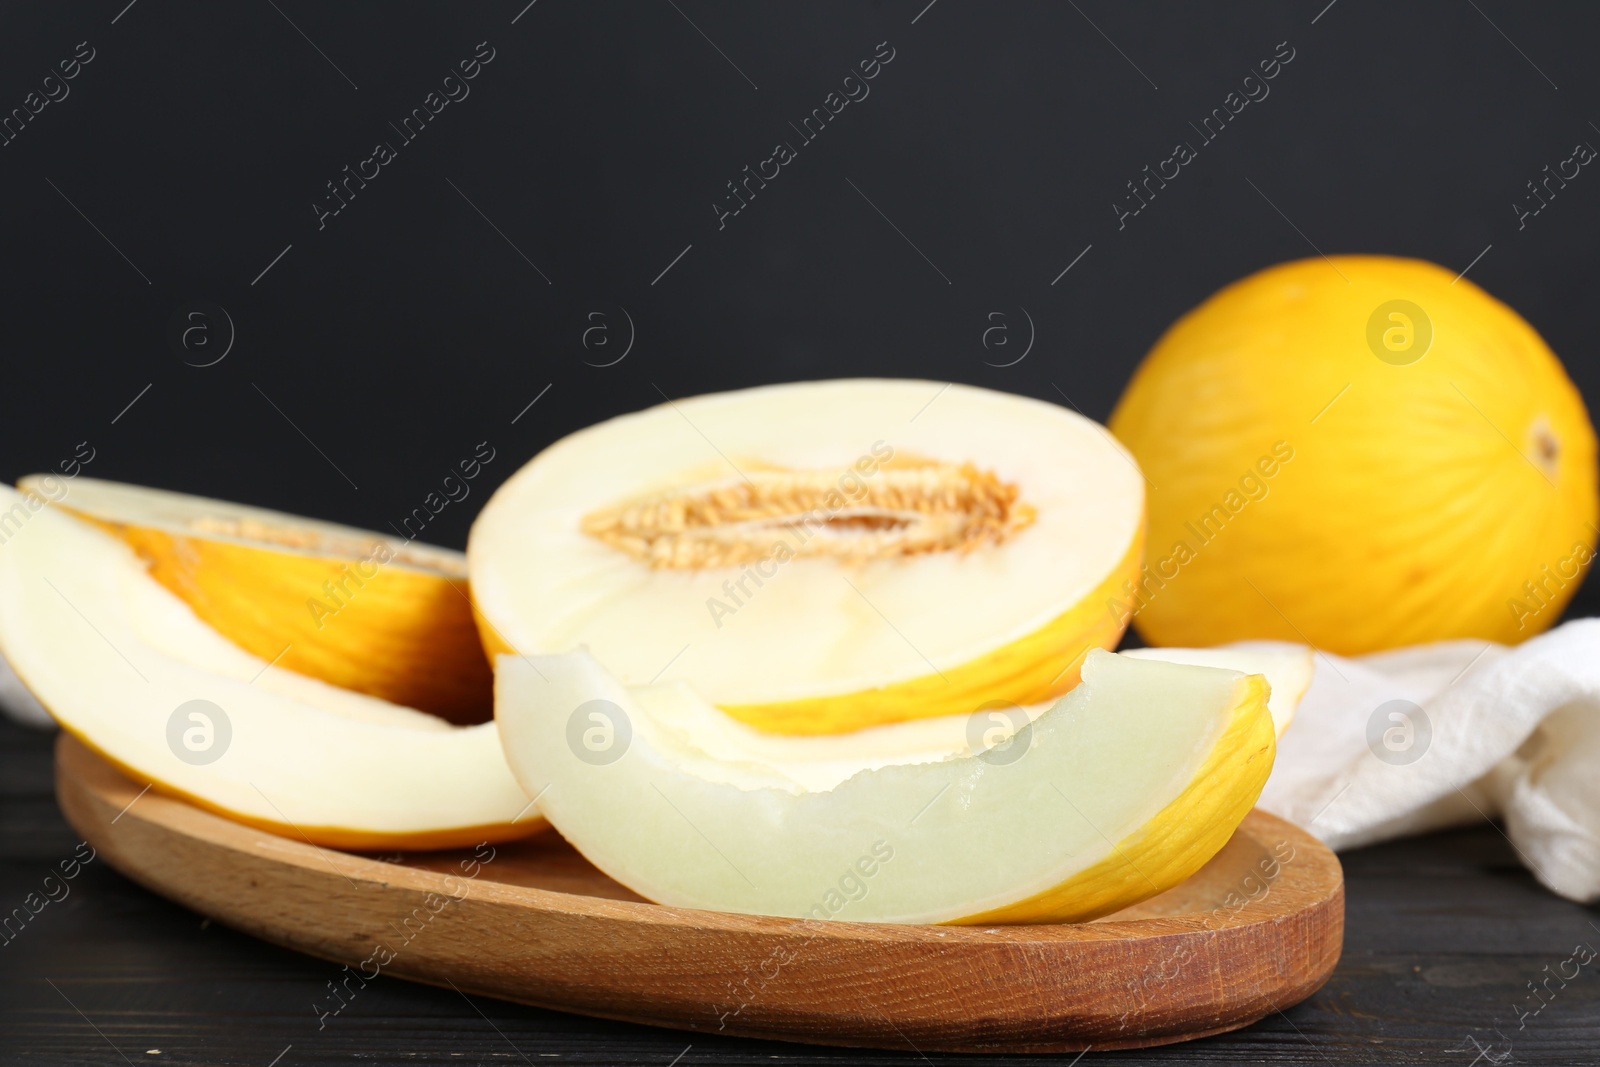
(7, 5), (1600, 1062)
(4, 0), (1597, 618)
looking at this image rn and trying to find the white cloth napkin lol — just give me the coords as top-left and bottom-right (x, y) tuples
(1256, 617), (1600, 903)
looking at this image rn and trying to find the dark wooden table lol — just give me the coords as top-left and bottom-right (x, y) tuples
(4, 715), (1598, 1066)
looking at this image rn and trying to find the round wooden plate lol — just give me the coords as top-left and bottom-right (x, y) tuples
(55, 734), (1342, 1053)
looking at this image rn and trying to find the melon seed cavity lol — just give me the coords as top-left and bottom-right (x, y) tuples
(581, 461), (1033, 568)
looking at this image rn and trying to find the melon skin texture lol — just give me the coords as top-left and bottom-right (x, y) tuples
(494, 649), (1275, 924)
(470, 379), (1146, 734)
(0, 489), (541, 850)
(1110, 256), (1598, 654)
(21, 476), (492, 724)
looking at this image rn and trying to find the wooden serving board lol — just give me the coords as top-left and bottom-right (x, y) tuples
(56, 734), (1342, 1054)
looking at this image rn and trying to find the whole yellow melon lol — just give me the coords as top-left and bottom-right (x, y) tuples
(1109, 255), (1597, 654)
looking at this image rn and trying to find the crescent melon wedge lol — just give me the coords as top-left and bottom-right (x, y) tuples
(19, 474), (492, 724)
(494, 647), (1275, 923)
(0, 487), (540, 850)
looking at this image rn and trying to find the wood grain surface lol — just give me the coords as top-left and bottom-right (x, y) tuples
(50, 733), (1341, 1054)
(10, 716), (1600, 1064)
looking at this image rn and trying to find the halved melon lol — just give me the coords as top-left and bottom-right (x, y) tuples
(469, 380), (1146, 734)
(0, 488), (539, 850)
(494, 648), (1275, 923)
(20, 475), (492, 724)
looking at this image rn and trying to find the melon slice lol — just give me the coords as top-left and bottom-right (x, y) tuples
(19, 475), (492, 724)
(628, 643), (1312, 793)
(1123, 644), (1313, 738)
(494, 648), (1275, 923)
(470, 380), (1146, 734)
(0, 488), (540, 850)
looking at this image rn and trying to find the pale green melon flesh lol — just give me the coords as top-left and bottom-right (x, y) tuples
(495, 648), (1260, 923)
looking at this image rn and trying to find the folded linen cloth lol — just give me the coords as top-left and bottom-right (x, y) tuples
(1257, 617), (1600, 903)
